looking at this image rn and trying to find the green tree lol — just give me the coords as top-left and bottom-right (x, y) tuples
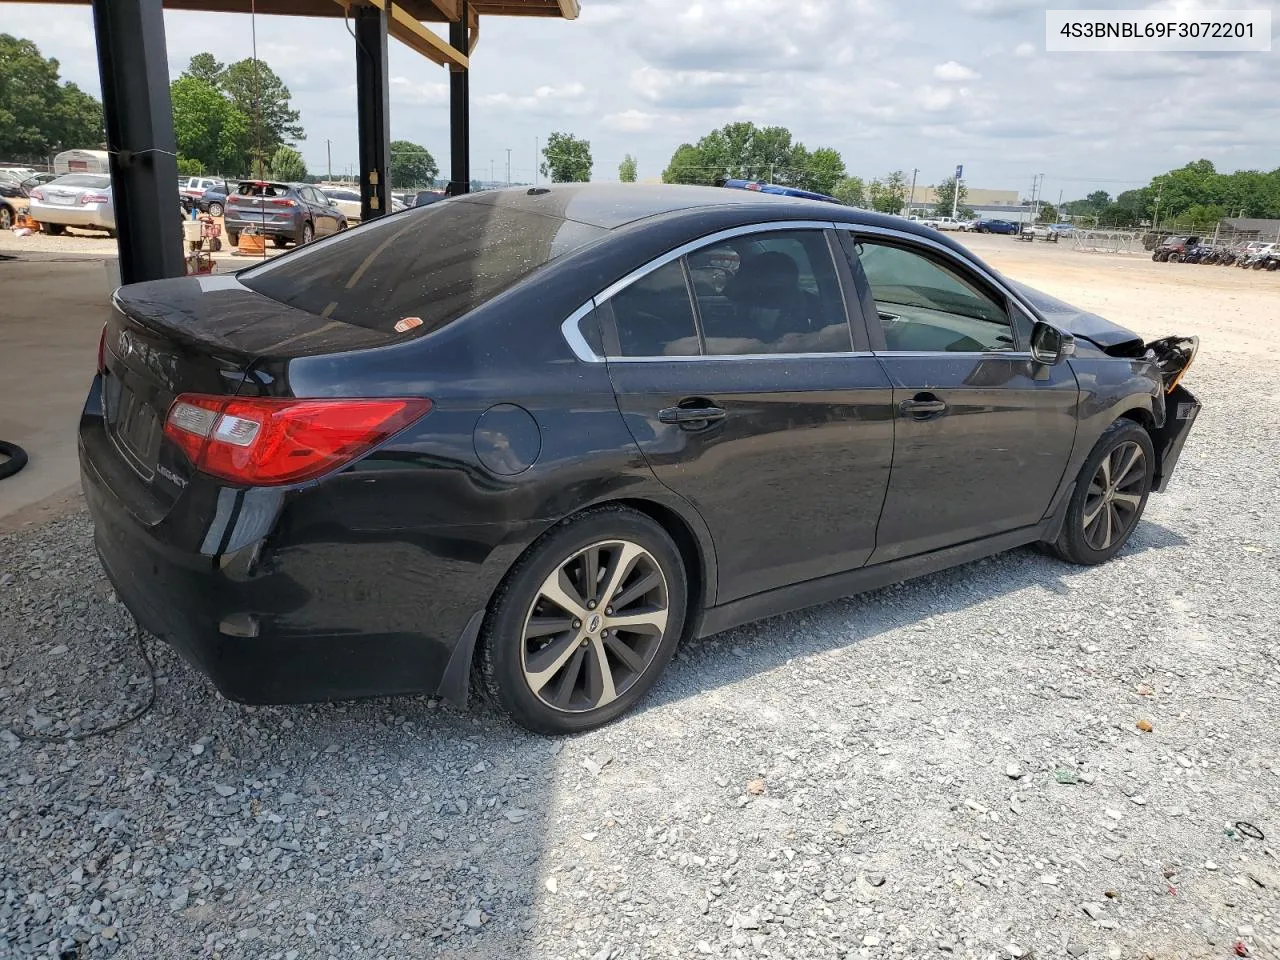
(868, 171), (909, 215)
(0, 34), (104, 161)
(170, 75), (252, 175)
(186, 52), (225, 87)
(618, 153), (638, 183)
(269, 144), (306, 182)
(661, 122), (841, 190)
(389, 140), (438, 188)
(541, 132), (592, 182)
(218, 58), (305, 157)
(1036, 202), (1059, 223)
(932, 176), (968, 217)
(176, 156), (204, 176)
(792, 146), (846, 196)
(831, 176), (866, 207)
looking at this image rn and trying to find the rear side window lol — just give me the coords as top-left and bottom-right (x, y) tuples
(688, 230), (852, 355)
(238, 181), (290, 197)
(239, 197), (607, 334)
(607, 260), (699, 357)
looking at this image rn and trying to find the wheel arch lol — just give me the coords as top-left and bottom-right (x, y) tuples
(440, 491), (718, 707)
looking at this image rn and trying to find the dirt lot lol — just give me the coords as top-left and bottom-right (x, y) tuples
(1, 228), (1278, 960)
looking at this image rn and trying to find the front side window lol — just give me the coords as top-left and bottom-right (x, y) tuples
(687, 230), (852, 355)
(854, 240), (1016, 352)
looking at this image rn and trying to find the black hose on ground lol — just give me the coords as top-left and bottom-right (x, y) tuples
(0, 440), (28, 480)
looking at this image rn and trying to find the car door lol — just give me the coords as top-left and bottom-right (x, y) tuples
(303, 188), (337, 235)
(837, 227), (1079, 563)
(595, 223), (896, 603)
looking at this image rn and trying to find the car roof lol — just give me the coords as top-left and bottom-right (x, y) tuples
(449, 183), (945, 240)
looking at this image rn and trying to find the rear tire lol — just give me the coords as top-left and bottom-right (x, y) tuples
(479, 506), (688, 735)
(298, 221), (314, 245)
(1048, 419), (1154, 566)
(41, 222), (65, 236)
(226, 231), (240, 246)
(272, 236), (288, 249)
(207, 202), (224, 218)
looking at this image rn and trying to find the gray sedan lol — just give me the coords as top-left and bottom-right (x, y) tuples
(28, 174), (116, 236)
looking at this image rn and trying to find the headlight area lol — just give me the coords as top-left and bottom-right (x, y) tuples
(1146, 336), (1199, 394)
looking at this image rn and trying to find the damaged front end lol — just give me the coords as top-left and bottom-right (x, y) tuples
(1145, 335), (1201, 493)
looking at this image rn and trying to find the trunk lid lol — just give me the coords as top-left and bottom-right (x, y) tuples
(100, 275), (397, 511)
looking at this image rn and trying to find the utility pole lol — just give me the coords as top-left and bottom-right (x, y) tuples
(1152, 182), (1163, 232)
(326, 139), (332, 182)
(534, 136), (539, 186)
(506, 148), (511, 186)
(907, 168), (918, 217)
(490, 159), (494, 184)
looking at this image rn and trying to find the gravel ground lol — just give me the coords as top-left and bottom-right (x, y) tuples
(3, 260), (1279, 959)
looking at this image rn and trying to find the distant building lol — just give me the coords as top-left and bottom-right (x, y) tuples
(911, 186), (1021, 208)
(1218, 217), (1280, 240)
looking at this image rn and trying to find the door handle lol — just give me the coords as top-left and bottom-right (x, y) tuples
(658, 405), (726, 425)
(899, 397), (948, 418)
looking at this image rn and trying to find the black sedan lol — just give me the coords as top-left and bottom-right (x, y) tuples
(79, 185), (1200, 734)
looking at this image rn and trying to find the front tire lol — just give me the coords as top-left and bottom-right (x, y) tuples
(480, 507), (688, 734)
(207, 202), (224, 218)
(0, 206), (12, 230)
(1049, 419), (1154, 566)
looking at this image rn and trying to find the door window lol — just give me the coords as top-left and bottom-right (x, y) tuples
(687, 230), (852, 355)
(607, 260), (700, 357)
(854, 241), (1016, 352)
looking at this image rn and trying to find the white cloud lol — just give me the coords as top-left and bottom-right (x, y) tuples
(1014, 42), (1037, 58)
(601, 109), (663, 133)
(934, 60), (980, 81)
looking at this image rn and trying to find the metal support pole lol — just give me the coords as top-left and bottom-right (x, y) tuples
(90, 0), (183, 284)
(449, 1), (471, 195)
(354, 4), (390, 221)
(907, 168), (917, 217)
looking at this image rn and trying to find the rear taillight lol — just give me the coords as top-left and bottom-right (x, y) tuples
(81, 192), (109, 204)
(163, 394), (431, 486)
(30, 188), (44, 201)
(269, 198), (298, 207)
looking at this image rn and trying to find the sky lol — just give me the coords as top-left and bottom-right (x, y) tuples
(5, 0), (1279, 202)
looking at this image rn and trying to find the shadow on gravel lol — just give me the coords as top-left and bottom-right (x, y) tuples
(639, 519), (1188, 717)
(0, 514), (1185, 958)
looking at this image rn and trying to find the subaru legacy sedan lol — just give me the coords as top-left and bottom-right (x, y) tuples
(80, 185), (1200, 734)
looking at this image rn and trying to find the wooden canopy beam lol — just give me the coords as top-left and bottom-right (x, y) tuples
(339, 0), (468, 68)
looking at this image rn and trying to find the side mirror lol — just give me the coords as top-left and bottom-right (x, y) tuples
(1030, 321), (1075, 364)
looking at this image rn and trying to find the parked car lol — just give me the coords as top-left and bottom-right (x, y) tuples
(1019, 223), (1060, 242)
(80, 184), (1200, 734)
(970, 218), (1019, 235)
(222, 180), (348, 247)
(27, 174), (115, 236)
(717, 178), (840, 203)
(414, 190), (446, 207)
(20, 173), (58, 191)
(1152, 235), (1200, 262)
(320, 187), (364, 222)
(178, 177), (231, 212)
(189, 180), (237, 217)
(932, 216), (964, 231)
(0, 193), (20, 231)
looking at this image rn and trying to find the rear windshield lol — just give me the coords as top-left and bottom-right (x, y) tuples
(54, 175), (110, 188)
(238, 181), (291, 197)
(238, 198), (607, 334)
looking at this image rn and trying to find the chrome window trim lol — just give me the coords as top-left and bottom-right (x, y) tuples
(606, 350), (877, 364)
(832, 221), (1041, 326)
(561, 301), (600, 363)
(560, 219), (838, 363)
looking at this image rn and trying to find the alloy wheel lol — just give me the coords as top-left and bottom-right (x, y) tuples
(0, 207), (11, 230)
(1082, 440), (1147, 551)
(520, 539), (669, 713)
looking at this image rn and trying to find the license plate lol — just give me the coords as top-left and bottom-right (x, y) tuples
(49, 195), (76, 205)
(105, 379), (161, 472)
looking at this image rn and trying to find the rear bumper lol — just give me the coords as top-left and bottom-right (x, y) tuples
(29, 200), (114, 229)
(223, 215), (297, 238)
(1152, 384), (1200, 493)
(78, 395), (513, 705)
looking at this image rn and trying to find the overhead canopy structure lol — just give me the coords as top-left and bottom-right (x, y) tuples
(3, 0), (579, 282)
